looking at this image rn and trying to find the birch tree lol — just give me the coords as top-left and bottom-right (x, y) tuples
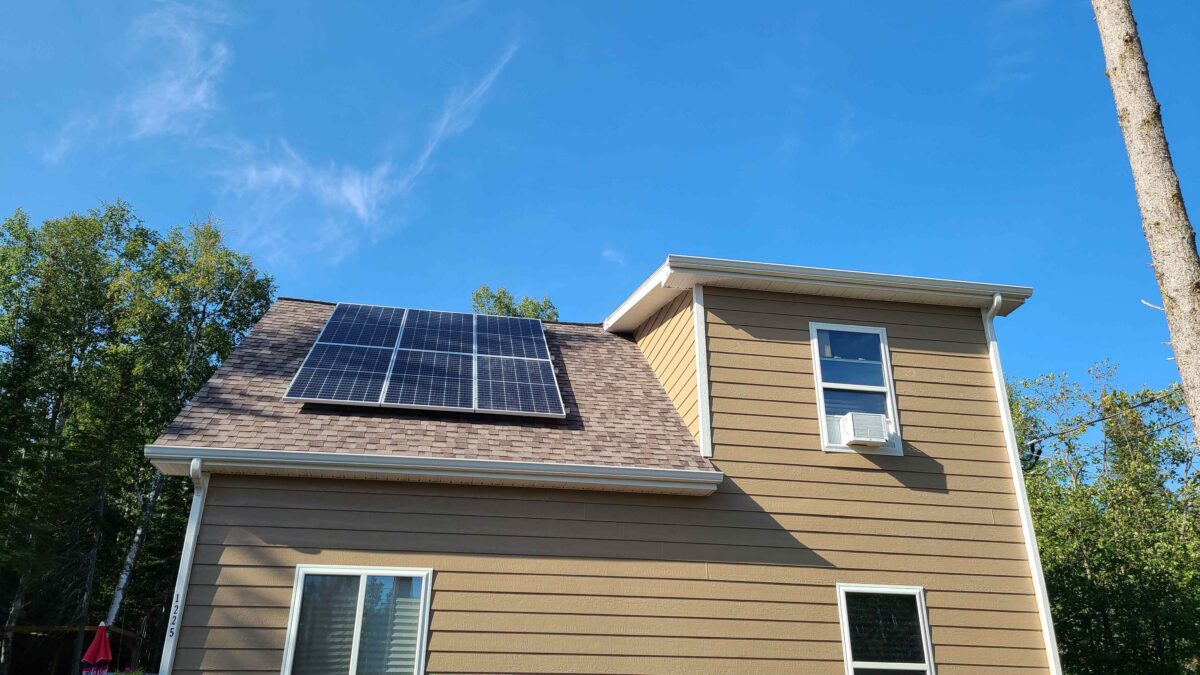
(0, 204), (272, 673)
(1092, 0), (1200, 436)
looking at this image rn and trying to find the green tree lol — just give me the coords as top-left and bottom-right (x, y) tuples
(0, 203), (273, 673)
(471, 284), (559, 321)
(1012, 364), (1200, 674)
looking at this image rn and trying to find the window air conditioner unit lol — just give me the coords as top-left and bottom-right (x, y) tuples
(840, 412), (889, 448)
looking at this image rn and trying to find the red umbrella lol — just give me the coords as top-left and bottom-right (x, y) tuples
(81, 622), (112, 675)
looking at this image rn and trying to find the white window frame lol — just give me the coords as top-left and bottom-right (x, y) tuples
(809, 322), (903, 455)
(836, 583), (937, 675)
(279, 564), (434, 675)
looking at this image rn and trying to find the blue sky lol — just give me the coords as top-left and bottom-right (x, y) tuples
(3, 1), (1199, 388)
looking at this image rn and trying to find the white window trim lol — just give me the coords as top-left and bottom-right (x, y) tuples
(280, 564), (434, 675)
(836, 583), (937, 675)
(809, 322), (903, 455)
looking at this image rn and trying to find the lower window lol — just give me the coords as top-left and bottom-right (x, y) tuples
(837, 584), (936, 674)
(281, 566), (433, 675)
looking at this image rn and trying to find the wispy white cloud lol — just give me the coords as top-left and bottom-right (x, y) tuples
(224, 41), (519, 222)
(398, 41), (518, 192)
(978, 0), (1047, 92)
(42, 2), (231, 161)
(41, 113), (97, 164)
(41, 4), (518, 267)
(220, 140), (395, 223)
(125, 3), (231, 138)
(416, 0), (483, 37)
(218, 41), (519, 261)
(601, 247), (626, 266)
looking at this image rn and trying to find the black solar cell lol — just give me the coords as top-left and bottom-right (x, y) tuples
(382, 350), (473, 409)
(317, 304), (407, 347)
(284, 343), (393, 403)
(476, 356), (564, 416)
(476, 314), (550, 359)
(398, 310), (474, 353)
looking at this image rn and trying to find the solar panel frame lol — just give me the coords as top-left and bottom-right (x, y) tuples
(284, 302), (567, 418)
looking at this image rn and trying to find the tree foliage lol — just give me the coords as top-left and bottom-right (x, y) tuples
(0, 203), (273, 671)
(471, 284), (559, 321)
(1012, 364), (1200, 674)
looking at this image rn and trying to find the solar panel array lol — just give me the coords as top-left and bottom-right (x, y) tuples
(284, 303), (566, 418)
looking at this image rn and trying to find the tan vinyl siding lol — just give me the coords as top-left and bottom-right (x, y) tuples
(633, 290), (700, 439)
(174, 287), (1050, 674)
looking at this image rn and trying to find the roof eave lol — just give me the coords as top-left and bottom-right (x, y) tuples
(146, 444), (724, 496)
(604, 254), (1034, 332)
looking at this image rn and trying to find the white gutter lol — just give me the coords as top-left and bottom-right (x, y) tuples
(982, 293), (1062, 674)
(158, 458), (209, 675)
(145, 445), (724, 496)
(605, 254), (1033, 332)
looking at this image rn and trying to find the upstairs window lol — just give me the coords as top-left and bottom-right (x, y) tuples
(281, 566), (433, 675)
(837, 584), (937, 674)
(810, 323), (902, 454)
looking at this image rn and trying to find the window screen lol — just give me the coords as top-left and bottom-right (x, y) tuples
(284, 568), (432, 675)
(838, 586), (935, 674)
(810, 324), (901, 452)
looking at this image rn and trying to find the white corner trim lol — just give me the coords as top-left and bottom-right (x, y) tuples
(692, 285), (713, 458)
(158, 458), (209, 675)
(982, 294), (1062, 675)
(144, 445), (724, 496)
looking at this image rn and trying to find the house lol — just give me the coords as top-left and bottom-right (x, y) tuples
(147, 254), (1061, 674)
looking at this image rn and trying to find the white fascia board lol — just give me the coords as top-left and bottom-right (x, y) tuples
(604, 254), (1033, 332)
(602, 260), (682, 331)
(145, 445), (724, 496)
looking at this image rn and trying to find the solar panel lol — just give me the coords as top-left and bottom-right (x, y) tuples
(284, 303), (566, 418)
(477, 315), (550, 359)
(286, 343), (393, 403)
(398, 310), (473, 353)
(477, 356), (562, 415)
(383, 350), (473, 409)
(318, 304), (406, 347)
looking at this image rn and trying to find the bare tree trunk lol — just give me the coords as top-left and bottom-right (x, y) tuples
(105, 472), (164, 625)
(0, 582), (25, 675)
(103, 277), (243, 625)
(1092, 0), (1200, 436)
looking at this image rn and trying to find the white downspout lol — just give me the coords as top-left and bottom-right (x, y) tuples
(158, 458), (209, 674)
(982, 294), (1062, 675)
(692, 285), (713, 458)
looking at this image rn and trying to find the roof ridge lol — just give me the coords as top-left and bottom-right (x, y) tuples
(274, 297), (598, 325)
(277, 296), (338, 306)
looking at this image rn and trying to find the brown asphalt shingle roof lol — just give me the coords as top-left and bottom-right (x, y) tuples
(154, 298), (713, 472)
